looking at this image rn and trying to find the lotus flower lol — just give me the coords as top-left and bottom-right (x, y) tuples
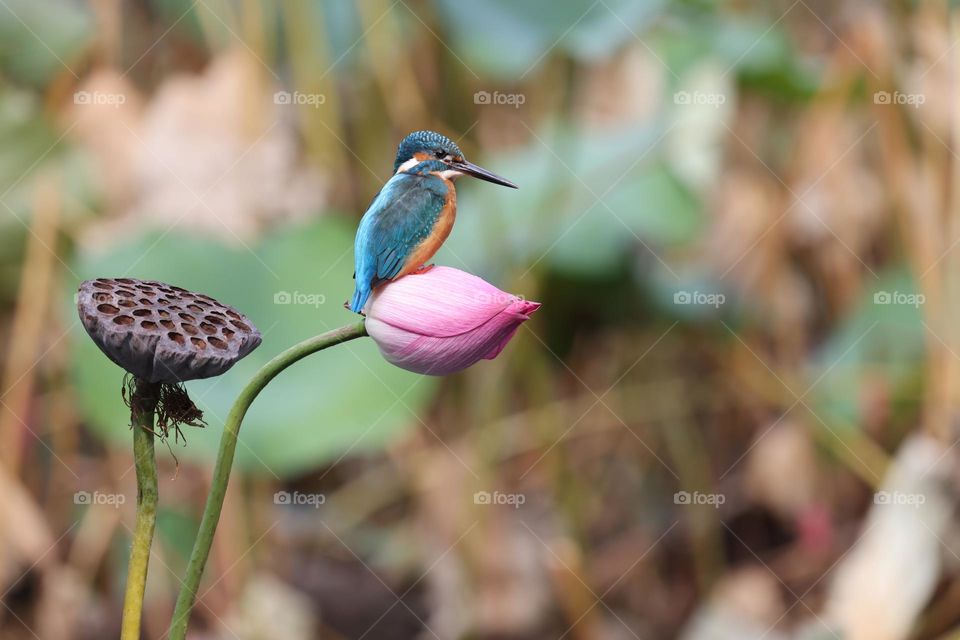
(364, 267), (540, 375)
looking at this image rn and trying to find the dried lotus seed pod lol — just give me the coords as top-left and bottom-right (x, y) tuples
(77, 278), (261, 384)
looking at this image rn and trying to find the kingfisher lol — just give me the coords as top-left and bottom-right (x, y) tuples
(349, 130), (517, 313)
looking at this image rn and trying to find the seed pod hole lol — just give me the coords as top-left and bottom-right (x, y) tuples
(97, 303), (119, 314)
(113, 315), (135, 326)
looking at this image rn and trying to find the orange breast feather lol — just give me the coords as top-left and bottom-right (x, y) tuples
(397, 179), (457, 278)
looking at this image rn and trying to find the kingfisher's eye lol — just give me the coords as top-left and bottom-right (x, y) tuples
(435, 149), (445, 158)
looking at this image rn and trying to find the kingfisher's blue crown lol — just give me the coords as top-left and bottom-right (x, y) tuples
(394, 130), (463, 172)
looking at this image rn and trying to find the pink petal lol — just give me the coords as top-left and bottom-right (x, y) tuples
(481, 300), (541, 360)
(366, 266), (517, 338)
(365, 280), (540, 376)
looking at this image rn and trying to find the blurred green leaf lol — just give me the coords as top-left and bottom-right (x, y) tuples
(809, 271), (926, 429)
(549, 163), (698, 276)
(152, 0), (206, 43)
(647, 268), (735, 322)
(0, 0), (92, 86)
(434, 0), (666, 78)
(442, 123), (701, 279)
(67, 218), (437, 477)
(157, 507), (198, 570)
(317, 0), (364, 64)
(0, 89), (90, 298)
(656, 13), (820, 100)
(0, 90), (61, 200)
(274, 0), (364, 73)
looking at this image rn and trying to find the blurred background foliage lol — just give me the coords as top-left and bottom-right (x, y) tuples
(3, 0), (960, 638)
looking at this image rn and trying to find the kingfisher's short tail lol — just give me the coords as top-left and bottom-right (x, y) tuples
(349, 284), (371, 314)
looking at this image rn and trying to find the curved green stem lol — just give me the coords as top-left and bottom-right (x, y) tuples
(168, 321), (367, 639)
(121, 380), (159, 640)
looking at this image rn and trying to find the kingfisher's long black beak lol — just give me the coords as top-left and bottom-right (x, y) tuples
(449, 159), (518, 188)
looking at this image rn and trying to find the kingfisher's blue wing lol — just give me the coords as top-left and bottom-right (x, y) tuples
(350, 172), (446, 312)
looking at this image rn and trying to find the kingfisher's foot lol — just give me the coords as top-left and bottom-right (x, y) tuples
(343, 300), (366, 316)
(414, 263), (435, 274)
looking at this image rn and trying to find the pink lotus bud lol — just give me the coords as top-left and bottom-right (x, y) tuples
(364, 267), (540, 375)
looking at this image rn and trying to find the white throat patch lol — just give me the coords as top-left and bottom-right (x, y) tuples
(437, 169), (464, 180)
(396, 157), (420, 173)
